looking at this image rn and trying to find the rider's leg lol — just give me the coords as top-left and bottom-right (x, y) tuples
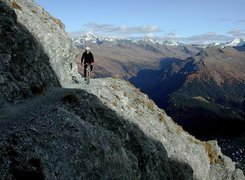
(84, 64), (87, 78)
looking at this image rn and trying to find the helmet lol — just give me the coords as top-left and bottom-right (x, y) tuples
(85, 47), (90, 51)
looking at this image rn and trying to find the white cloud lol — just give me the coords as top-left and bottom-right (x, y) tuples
(185, 33), (233, 44)
(214, 18), (245, 23)
(78, 23), (161, 37)
(164, 32), (180, 38)
(153, 32), (181, 42)
(156, 32), (233, 44)
(69, 23), (244, 44)
(237, 20), (245, 23)
(218, 18), (233, 22)
(227, 29), (245, 38)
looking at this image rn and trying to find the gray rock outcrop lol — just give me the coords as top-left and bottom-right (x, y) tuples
(0, 0), (244, 179)
(6, 0), (81, 86)
(0, 0), (82, 106)
(0, 0), (60, 107)
(0, 88), (195, 179)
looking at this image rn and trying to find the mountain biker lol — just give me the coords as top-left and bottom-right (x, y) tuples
(81, 47), (94, 80)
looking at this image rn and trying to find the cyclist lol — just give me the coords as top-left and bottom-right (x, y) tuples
(81, 47), (94, 80)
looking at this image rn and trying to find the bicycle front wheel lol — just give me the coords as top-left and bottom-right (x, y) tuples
(86, 69), (90, 84)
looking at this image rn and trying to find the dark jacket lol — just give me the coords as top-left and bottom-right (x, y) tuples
(81, 51), (94, 64)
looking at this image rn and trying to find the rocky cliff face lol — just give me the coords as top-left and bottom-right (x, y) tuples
(5, 0), (81, 85)
(0, 0), (61, 107)
(0, 0), (82, 106)
(0, 0), (244, 179)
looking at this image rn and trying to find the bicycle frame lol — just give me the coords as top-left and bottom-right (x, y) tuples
(85, 63), (91, 84)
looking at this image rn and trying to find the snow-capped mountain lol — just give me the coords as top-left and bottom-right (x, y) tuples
(160, 40), (179, 46)
(136, 36), (180, 46)
(71, 33), (181, 48)
(206, 38), (245, 49)
(72, 33), (99, 48)
(223, 38), (245, 47)
(137, 36), (157, 44)
(72, 33), (131, 48)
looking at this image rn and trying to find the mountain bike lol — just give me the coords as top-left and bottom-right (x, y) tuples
(85, 63), (92, 85)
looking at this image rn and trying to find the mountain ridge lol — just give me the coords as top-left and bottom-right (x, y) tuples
(72, 32), (245, 48)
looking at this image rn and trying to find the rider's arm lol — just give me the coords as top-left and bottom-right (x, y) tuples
(81, 53), (85, 65)
(91, 53), (94, 64)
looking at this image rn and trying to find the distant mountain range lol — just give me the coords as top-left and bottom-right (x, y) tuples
(72, 33), (182, 48)
(72, 33), (245, 48)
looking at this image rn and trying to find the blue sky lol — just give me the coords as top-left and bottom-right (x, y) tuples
(34, 0), (245, 43)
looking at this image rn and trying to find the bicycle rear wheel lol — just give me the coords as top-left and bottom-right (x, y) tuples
(86, 66), (90, 84)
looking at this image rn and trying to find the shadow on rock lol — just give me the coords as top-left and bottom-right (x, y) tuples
(0, 88), (194, 179)
(0, 1), (60, 108)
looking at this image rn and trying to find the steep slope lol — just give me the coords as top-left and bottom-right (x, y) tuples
(0, 0), (244, 179)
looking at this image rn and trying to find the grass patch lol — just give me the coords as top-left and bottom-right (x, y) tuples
(112, 101), (117, 107)
(12, 1), (22, 10)
(110, 84), (119, 90)
(158, 112), (165, 122)
(126, 81), (134, 88)
(134, 97), (145, 105)
(202, 142), (221, 164)
(176, 125), (183, 134)
(188, 137), (200, 144)
(50, 16), (64, 29)
(187, 136), (221, 164)
(147, 100), (155, 111)
(133, 88), (141, 95)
